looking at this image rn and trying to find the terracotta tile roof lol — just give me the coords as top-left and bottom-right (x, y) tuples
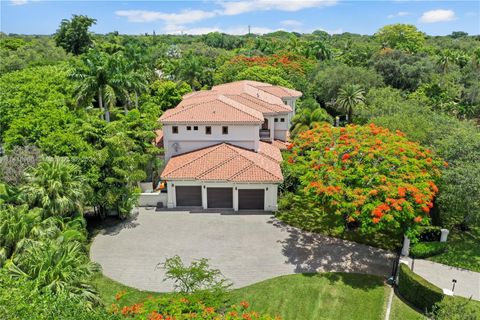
(253, 85), (302, 98)
(160, 81), (300, 125)
(272, 140), (289, 150)
(226, 93), (292, 114)
(159, 96), (264, 124)
(259, 141), (283, 162)
(212, 80), (302, 98)
(161, 143), (283, 183)
(154, 129), (164, 148)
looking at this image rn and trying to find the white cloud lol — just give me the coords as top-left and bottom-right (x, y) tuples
(115, 9), (217, 24)
(166, 25), (275, 35)
(10, 0), (28, 5)
(419, 9), (456, 23)
(280, 20), (303, 27)
(387, 11), (410, 19)
(219, 0), (338, 15)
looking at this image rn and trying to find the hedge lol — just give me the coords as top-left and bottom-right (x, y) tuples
(418, 226), (442, 242)
(398, 263), (444, 312)
(410, 241), (447, 258)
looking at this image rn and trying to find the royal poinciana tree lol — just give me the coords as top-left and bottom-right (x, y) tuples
(286, 123), (445, 239)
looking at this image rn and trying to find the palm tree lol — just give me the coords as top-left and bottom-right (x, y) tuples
(21, 157), (86, 218)
(0, 205), (41, 259)
(70, 50), (117, 122)
(177, 54), (204, 90)
(6, 237), (101, 305)
(307, 41), (333, 61)
(291, 107), (332, 137)
(335, 84), (366, 123)
(437, 50), (455, 74)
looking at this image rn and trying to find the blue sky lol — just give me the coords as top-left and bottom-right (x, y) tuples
(1, 1), (479, 36)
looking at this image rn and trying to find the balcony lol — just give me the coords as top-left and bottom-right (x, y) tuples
(259, 129), (271, 140)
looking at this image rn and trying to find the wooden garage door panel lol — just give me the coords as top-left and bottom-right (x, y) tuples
(176, 186), (202, 207)
(207, 188), (233, 208)
(239, 189), (264, 210)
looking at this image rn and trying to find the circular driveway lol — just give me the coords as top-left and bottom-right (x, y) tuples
(90, 208), (395, 292)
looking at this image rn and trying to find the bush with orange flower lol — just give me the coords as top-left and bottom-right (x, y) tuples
(111, 295), (280, 320)
(284, 123), (444, 240)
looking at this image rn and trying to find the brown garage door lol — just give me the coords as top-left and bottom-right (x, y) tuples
(176, 186), (202, 207)
(207, 188), (233, 208)
(239, 189), (264, 210)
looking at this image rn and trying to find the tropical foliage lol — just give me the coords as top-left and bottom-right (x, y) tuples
(1, 16), (479, 316)
(284, 123), (444, 239)
(112, 295), (277, 320)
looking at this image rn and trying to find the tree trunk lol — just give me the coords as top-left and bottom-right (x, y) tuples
(105, 108), (111, 122)
(347, 107), (353, 123)
(98, 89), (104, 121)
(134, 91), (139, 109)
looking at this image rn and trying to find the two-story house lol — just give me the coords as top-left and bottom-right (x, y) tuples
(158, 80), (302, 211)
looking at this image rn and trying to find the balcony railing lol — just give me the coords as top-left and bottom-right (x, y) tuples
(259, 129), (271, 140)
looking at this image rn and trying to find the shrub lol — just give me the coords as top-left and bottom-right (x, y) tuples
(159, 255), (231, 306)
(398, 263), (444, 312)
(410, 242), (447, 258)
(278, 192), (295, 211)
(428, 298), (479, 320)
(112, 295), (278, 319)
(0, 271), (117, 320)
(286, 123), (444, 239)
(418, 226), (442, 242)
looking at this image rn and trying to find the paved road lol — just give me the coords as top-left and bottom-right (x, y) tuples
(90, 208), (395, 292)
(409, 258), (480, 301)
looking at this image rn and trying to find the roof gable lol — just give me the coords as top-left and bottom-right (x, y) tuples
(161, 143), (283, 183)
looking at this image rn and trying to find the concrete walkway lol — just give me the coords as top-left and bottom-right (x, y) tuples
(90, 208), (396, 292)
(408, 258), (480, 301)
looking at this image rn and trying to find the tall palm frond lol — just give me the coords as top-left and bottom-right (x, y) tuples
(336, 84), (366, 123)
(21, 157), (86, 218)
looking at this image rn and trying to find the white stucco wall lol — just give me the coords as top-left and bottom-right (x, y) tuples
(166, 180), (279, 211)
(138, 192), (168, 207)
(163, 124), (261, 160)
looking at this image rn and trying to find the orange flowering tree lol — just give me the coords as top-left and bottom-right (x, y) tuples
(285, 123), (445, 239)
(111, 295), (279, 320)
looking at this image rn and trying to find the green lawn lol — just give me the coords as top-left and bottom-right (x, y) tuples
(389, 293), (423, 320)
(94, 272), (423, 320)
(428, 228), (480, 272)
(276, 207), (402, 250)
(230, 273), (387, 320)
(92, 273), (164, 307)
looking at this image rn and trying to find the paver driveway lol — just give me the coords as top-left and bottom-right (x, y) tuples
(90, 208), (396, 292)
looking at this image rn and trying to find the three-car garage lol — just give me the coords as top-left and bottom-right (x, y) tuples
(170, 183), (275, 211)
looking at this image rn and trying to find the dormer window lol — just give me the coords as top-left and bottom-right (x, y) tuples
(205, 126), (212, 135)
(222, 126), (228, 135)
(172, 126), (178, 134)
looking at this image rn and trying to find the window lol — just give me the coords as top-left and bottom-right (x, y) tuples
(222, 126), (228, 135)
(187, 126), (191, 131)
(194, 126), (198, 131)
(280, 118), (285, 122)
(205, 126), (212, 135)
(172, 126), (178, 134)
(274, 118), (278, 122)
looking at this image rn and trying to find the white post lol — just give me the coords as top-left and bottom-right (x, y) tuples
(201, 185), (208, 210)
(440, 229), (450, 242)
(401, 235), (410, 256)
